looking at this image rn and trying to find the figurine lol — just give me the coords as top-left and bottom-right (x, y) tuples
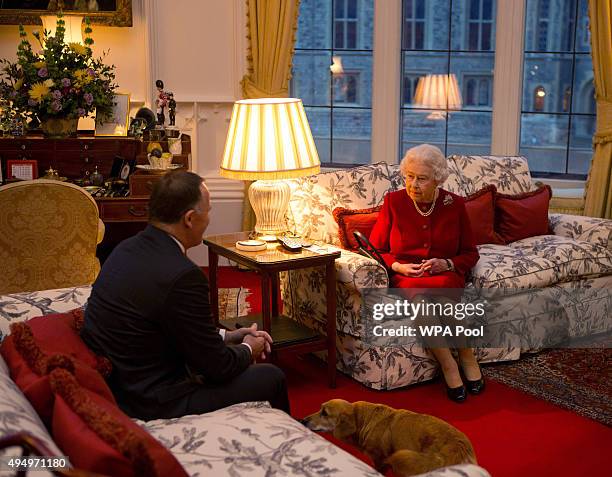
(168, 92), (177, 126)
(155, 79), (169, 126)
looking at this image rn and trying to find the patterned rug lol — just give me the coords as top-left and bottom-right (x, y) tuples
(484, 347), (612, 426)
(218, 287), (251, 321)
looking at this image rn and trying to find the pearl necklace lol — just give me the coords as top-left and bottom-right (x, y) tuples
(412, 188), (439, 217)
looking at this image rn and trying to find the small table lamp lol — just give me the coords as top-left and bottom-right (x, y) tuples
(220, 98), (320, 240)
(413, 74), (462, 120)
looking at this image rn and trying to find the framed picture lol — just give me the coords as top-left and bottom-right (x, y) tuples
(95, 93), (130, 137)
(7, 160), (38, 181)
(110, 156), (136, 180)
(0, 1), (133, 27)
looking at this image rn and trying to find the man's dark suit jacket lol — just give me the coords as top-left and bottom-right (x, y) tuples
(81, 225), (251, 420)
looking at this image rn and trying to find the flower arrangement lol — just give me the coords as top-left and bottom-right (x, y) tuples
(0, 13), (117, 133)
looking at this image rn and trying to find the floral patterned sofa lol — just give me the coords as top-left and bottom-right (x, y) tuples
(279, 156), (612, 390)
(0, 286), (491, 477)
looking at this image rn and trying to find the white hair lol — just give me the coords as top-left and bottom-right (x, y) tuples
(400, 144), (449, 184)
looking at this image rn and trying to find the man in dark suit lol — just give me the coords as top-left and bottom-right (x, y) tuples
(82, 171), (289, 420)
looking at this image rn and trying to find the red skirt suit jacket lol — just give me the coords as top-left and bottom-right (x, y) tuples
(369, 189), (479, 289)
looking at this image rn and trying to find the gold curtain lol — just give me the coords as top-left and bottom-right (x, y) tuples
(583, 0), (612, 218)
(240, 0), (301, 231)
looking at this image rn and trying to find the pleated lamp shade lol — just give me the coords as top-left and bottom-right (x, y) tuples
(40, 15), (84, 44)
(220, 98), (320, 181)
(413, 74), (462, 110)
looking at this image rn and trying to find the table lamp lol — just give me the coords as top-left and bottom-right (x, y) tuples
(413, 74), (462, 120)
(40, 14), (84, 44)
(220, 98), (320, 241)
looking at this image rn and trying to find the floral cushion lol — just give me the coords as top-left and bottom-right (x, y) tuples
(549, 213), (612, 250)
(449, 155), (535, 195)
(0, 355), (63, 477)
(472, 236), (612, 290)
(135, 402), (382, 477)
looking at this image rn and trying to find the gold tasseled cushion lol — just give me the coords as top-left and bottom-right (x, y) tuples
(0, 180), (104, 294)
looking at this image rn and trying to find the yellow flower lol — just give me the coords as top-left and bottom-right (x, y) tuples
(33, 61), (46, 69)
(43, 79), (54, 88)
(74, 69), (93, 86)
(14, 78), (23, 90)
(29, 82), (50, 101)
(68, 42), (87, 55)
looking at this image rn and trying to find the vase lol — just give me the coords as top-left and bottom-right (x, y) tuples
(40, 117), (78, 138)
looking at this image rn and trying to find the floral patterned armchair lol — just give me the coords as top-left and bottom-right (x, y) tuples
(279, 157), (612, 390)
(0, 180), (104, 294)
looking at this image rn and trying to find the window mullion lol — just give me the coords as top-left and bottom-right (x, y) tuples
(491, 0), (526, 155)
(371, 0), (402, 164)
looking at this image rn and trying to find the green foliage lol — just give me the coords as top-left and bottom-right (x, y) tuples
(0, 12), (118, 124)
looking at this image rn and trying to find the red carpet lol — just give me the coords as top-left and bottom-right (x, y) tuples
(206, 267), (612, 477)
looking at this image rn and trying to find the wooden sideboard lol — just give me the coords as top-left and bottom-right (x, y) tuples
(0, 134), (191, 260)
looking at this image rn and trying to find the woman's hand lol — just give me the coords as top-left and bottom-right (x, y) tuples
(421, 258), (451, 274)
(392, 262), (425, 277)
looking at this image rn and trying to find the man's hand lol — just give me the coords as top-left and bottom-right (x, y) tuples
(243, 334), (267, 361)
(226, 324), (273, 351)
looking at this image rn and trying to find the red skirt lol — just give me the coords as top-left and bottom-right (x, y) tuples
(390, 271), (465, 301)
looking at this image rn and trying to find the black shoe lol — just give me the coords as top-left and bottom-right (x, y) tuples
(466, 376), (485, 395)
(446, 384), (467, 402)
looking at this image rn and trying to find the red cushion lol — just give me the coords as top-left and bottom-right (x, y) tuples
(464, 185), (505, 245)
(50, 368), (188, 477)
(495, 185), (552, 243)
(333, 206), (382, 251)
(0, 312), (115, 424)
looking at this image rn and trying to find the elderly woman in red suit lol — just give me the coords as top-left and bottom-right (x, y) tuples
(369, 144), (483, 402)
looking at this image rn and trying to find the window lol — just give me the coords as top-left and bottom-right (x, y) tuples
(292, 0), (373, 165)
(464, 75), (492, 107)
(521, 0), (595, 177)
(468, 0), (495, 51)
(403, 0), (425, 49)
(536, 0), (550, 50)
(289, 0), (594, 179)
(400, 0), (496, 156)
(334, 0), (358, 49)
(334, 72), (360, 104)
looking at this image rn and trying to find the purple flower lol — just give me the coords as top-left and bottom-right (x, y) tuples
(28, 99), (37, 106)
(77, 108), (86, 117)
(37, 68), (48, 78)
(51, 100), (62, 112)
(61, 78), (71, 87)
(84, 93), (94, 105)
(52, 90), (62, 100)
(9, 90), (17, 98)
(86, 68), (95, 77)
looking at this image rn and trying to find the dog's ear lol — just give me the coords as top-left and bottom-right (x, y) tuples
(333, 411), (357, 440)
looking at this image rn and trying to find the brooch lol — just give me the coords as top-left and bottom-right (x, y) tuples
(443, 194), (454, 206)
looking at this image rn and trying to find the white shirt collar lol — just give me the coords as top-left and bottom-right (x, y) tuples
(168, 233), (186, 255)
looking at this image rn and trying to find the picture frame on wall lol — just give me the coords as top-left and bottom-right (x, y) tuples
(7, 160), (38, 181)
(95, 93), (130, 137)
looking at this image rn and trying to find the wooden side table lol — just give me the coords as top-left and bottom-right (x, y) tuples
(203, 232), (340, 388)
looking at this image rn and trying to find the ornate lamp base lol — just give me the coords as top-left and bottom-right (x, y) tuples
(248, 180), (290, 240)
